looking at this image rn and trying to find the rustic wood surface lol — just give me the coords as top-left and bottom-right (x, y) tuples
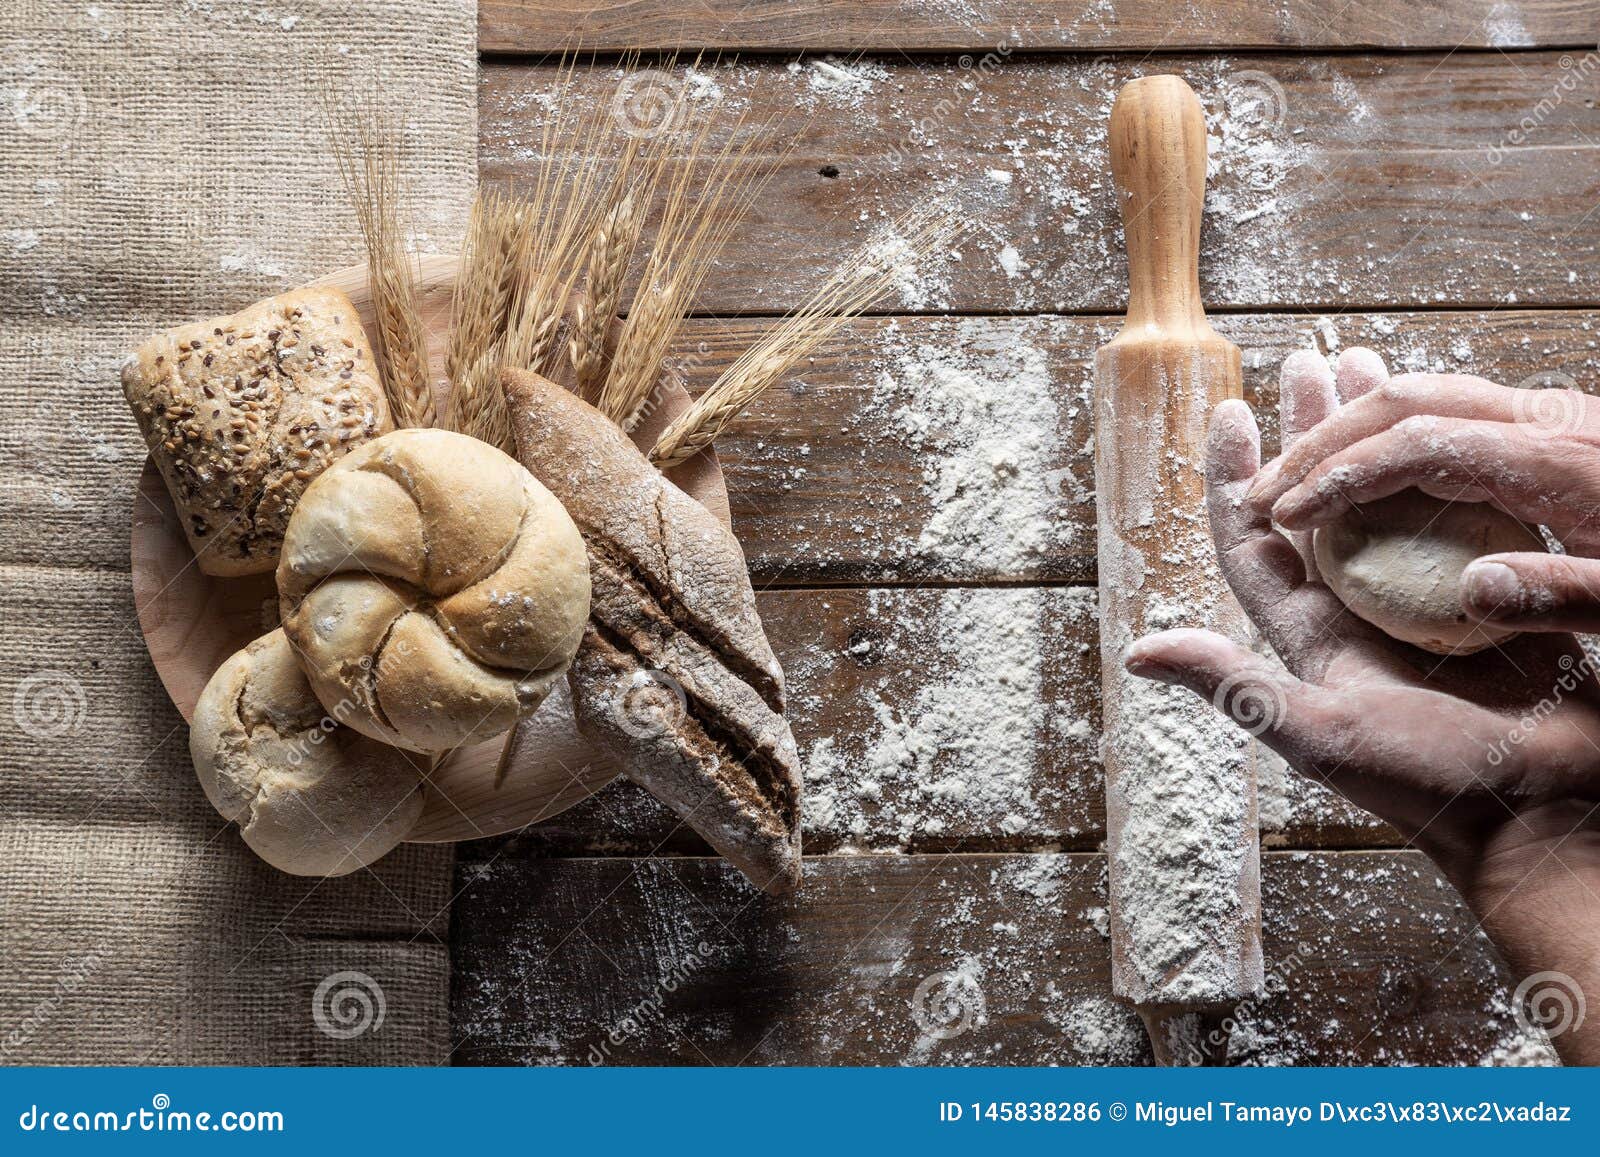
(448, 14), (1591, 1066)
(480, 1), (1598, 53)
(481, 53), (1600, 314)
(452, 851), (1546, 1066)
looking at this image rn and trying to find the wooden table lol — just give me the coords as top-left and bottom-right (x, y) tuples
(450, 1), (1600, 1065)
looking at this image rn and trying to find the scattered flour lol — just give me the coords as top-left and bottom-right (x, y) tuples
(866, 221), (955, 310)
(869, 319), (1076, 573)
(804, 587), (1065, 847)
(1050, 996), (1147, 1064)
(792, 56), (890, 106)
(1485, 2), (1534, 47)
(996, 242), (1024, 279)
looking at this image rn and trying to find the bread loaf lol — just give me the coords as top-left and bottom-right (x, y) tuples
(502, 368), (802, 894)
(122, 287), (392, 576)
(278, 428), (591, 754)
(190, 629), (424, 876)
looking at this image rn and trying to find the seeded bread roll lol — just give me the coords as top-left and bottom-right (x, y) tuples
(122, 287), (392, 576)
(278, 428), (592, 754)
(501, 368), (802, 894)
(190, 629), (424, 876)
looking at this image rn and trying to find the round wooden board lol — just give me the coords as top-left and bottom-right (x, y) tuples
(130, 254), (731, 844)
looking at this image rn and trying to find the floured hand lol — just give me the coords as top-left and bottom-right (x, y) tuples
(1250, 361), (1600, 632)
(1123, 348), (1600, 1063)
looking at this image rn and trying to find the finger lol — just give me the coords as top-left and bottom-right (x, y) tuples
(1279, 350), (1337, 449)
(1277, 351), (1337, 567)
(1248, 372), (1522, 507)
(1463, 552), (1600, 633)
(1269, 416), (1573, 532)
(1204, 403), (1374, 678)
(1124, 629), (1351, 772)
(1334, 346), (1389, 402)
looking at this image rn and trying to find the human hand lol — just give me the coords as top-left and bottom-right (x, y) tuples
(1251, 363), (1600, 634)
(1123, 349), (1600, 1062)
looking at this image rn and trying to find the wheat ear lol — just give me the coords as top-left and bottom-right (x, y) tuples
(500, 57), (634, 380)
(450, 353), (515, 453)
(325, 90), (434, 429)
(571, 191), (642, 399)
(650, 208), (966, 470)
(444, 189), (527, 433)
(597, 97), (776, 431)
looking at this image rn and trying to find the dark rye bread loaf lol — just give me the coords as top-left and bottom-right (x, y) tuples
(501, 368), (802, 894)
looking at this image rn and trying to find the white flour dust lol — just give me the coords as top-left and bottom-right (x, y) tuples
(804, 587), (1067, 847)
(868, 319), (1080, 575)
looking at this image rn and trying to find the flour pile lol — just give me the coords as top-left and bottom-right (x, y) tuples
(869, 319), (1082, 576)
(805, 587), (1059, 847)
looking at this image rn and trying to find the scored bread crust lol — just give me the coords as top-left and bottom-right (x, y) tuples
(277, 428), (592, 754)
(190, 629), (424, 876)
(122, 287), (391, 576)
(501, 368), (802, 894)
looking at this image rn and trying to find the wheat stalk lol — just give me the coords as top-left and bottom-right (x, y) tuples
(650, 207), (966, 470)
(443, 189), (527, 433)
(597, 98), (776, 431)
(571, 191), (642, 399)
(450, 352), (515, 453)
(325, 89), (434, 429)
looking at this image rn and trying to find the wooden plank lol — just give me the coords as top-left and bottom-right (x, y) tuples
(11, 311), (1597, 580)
(485, 585), (1386, 859)
(449, 850), (1554, 1065)
(480, 1), (1598, 53)
(481, 52), (1600, 314)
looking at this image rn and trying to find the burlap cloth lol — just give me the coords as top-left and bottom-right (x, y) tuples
(0, 2), (476, 1064)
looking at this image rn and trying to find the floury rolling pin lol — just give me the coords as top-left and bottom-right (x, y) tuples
(1093, 75), (1264, 1065)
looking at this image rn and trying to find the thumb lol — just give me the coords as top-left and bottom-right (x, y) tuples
(1462, 552), (1600, 633)
(1124, 628), (1314, 746)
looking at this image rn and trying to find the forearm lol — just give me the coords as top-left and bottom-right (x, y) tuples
(1436, 803), (1600, 1066)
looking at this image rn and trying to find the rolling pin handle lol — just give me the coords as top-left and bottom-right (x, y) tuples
(1108, 75), (1211, 334)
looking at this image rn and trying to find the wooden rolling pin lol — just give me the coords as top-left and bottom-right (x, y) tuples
(1093, 75), (1264, 1065)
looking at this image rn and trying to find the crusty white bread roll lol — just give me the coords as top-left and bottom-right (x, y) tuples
(190, 629), (423, 876)
(277, 428), (591, 754)
(122, 287), (391, 576)
(502, 369), (803, 894)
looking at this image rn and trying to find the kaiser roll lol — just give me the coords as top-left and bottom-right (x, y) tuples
(190, 629), (424, 876)
(277, 427), (591, 753)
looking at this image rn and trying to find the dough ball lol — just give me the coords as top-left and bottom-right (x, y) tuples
(190, 629), (425, 876)
(1313, 491), (1545, 655)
